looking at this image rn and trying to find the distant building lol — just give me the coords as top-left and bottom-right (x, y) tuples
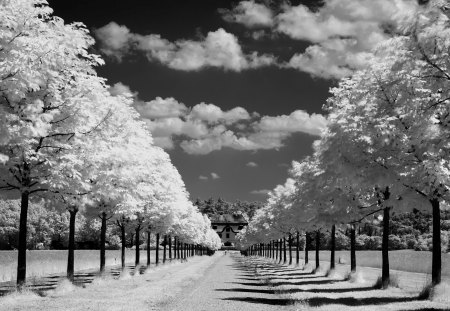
(210, 214), (248, 247)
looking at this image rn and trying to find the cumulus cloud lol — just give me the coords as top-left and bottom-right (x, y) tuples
(94, 22), (132, 60)
(136, 97), (188, 119)
(199, 175), (209, 181)
(108, 82), (136, 97)
(117, 83), (326, 154)
(211, 172), (220, 179)
(95, 23), (275, 71)
(255, 110), (327, 136)
(250, 189), (271, 195)
(190, 103), (251, 124)
(221, 0), (420, 78)
(220, 0), (274, 28)
(246, 161), (258, 167)
(281, 0), (419, 78)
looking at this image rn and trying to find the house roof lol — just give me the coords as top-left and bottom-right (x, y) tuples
(210, 214), (248, 225)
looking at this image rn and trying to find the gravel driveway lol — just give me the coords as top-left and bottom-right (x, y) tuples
(161, 252), (295, 311)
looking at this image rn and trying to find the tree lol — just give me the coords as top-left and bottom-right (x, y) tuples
(0, 0), (122, 287)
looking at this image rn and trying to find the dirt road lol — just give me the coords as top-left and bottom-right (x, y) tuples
(160, 252), (450, 311)
(161, 252), (294, 311)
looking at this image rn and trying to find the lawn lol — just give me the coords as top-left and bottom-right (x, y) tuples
(0, 249), (166, 283)
(279, 250), (450, 276)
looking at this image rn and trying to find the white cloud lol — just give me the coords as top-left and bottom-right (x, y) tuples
(95, 24), (275, 71)
(116, 83), (327, 154)
(221, 0), (274, 28)
(211, 172), (220, 179)
(190, 103), (251, 124)
(250, 189), (271, 195)
(246, 162), (258, 167)
(136, 97), (188, 119)
(254, 110), (328, 136)
(219, 0), (419, 78)
(108, 82), (136, 97)
(280, 0), (419, 78)
(94, 22), (133, 60)
(199, 175), (209, 181)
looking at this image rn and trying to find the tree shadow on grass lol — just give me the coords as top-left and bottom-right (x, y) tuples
(268, 279), (341, 286)
(304, 296), (417, 307)
(274, 286), (376, 294)
(227, 282), (268, 287)
(258, 272), (314, 278)
(216, 288), (276, 294)
(264, 275), (320, 280)
(222, 296), (295, 306)
(0, 288), (13, 297)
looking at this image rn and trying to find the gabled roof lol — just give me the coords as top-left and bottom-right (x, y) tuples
(210, 213), (248, 225)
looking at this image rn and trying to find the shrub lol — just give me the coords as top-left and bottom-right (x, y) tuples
(365, 236), (382, 250)
(355, 234), (369, 250)
(414, 234), (431, 251)
(403, 234), (417, 249)
(388, 235), (407, 250)
(335, 231), (350, 250)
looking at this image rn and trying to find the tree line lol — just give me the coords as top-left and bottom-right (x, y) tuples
(0, 0), (221, 289)
(237, 0), (450, 294)
(194, 197), (263, 220)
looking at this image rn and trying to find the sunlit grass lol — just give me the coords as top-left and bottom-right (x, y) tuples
(0, 249), (167, 283)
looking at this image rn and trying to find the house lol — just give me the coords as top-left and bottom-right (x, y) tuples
(210, 214), (248, 247)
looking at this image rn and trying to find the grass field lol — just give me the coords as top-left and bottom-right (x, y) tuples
(1, 249), (449, 284)
(0, 249), (167, 283)
(274, 250), (450, 276)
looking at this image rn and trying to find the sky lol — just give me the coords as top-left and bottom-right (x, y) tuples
(47, 0), (421, 202)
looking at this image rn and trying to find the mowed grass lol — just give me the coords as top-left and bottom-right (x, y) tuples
(276, 250), (450, 276)
(0, 249), (166, 283)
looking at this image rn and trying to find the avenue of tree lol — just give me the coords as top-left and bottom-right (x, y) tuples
(0, 0), (221, 289)
(237, 0), (450, 292)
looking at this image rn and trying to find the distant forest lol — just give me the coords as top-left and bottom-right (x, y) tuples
(285, 209), (450, 253)
(193, 198), (263, 220)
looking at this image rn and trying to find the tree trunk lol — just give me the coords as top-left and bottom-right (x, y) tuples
(174, 237), (177, 259)
(315, 230), (320, 270)
(305, 232), (309, 265)
(100, 212), (107, 274)
(330, 224), (336, 271)
(350, 224), (356, 272)
(296, 232), (300, 265)
(155, 233), (160, 265)
(168, 235), (172, 260)
(129, 233), (134, 248)
(67, 208), (78, 282)
(382, 207), (390, 289)
(147, 230), (151, 266)
(283, 237), (287, 264)
(163, 235), (167, 263)
(431, 198), (441, 285)
(289, 234), (293, 265)
(121, 223), (126, 269)
(17, 190), (29, 288)
(177, 239), (181, 259)
(279, 239), (283, 262)
(135, 226), (140, 266)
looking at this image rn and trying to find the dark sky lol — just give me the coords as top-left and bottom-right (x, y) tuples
(48, 0), (334, 202)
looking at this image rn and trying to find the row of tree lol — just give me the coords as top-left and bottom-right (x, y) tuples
(0, 0), (221, 288)
(237, 0), (450, 291)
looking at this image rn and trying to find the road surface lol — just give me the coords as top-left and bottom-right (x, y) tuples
(159, 252), (450, 311)
(161, 252), (294, 311)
